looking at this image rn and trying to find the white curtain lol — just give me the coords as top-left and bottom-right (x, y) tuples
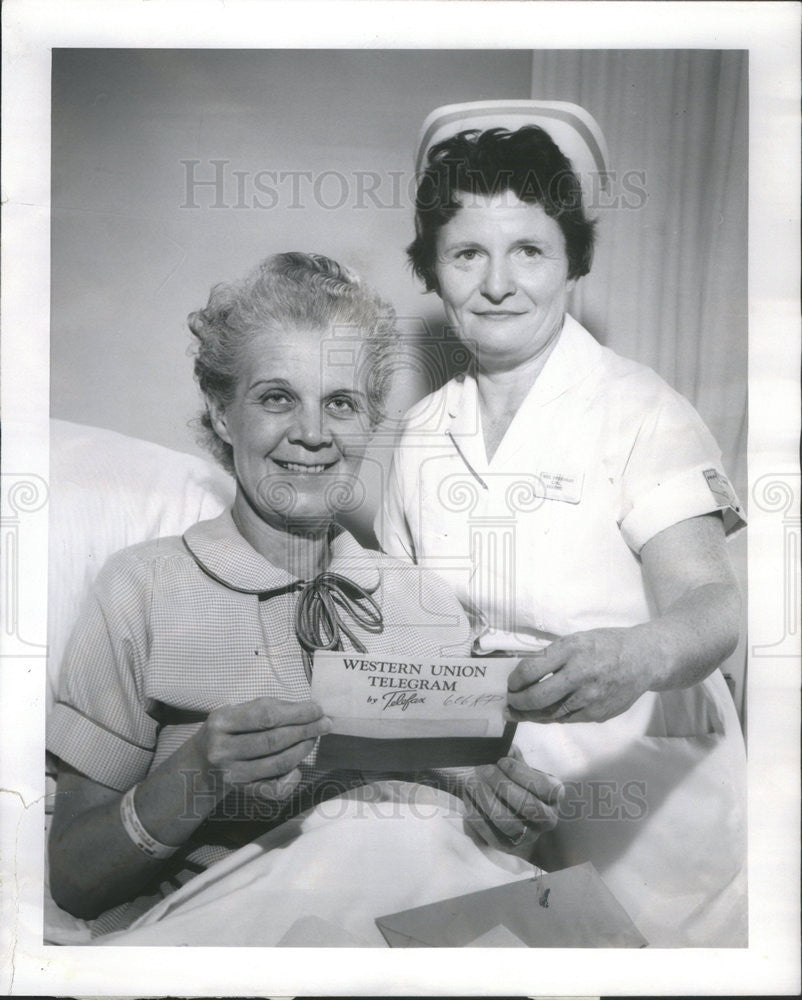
(530, 50), (748, 718)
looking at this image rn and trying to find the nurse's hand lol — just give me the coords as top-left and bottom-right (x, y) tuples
(506, 515), (742, 724)
(462, 746), (563, 856)
(196, 697), (332, 800)
(505, 627), (653, 724)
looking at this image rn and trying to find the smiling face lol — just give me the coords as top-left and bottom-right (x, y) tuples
(209, 325), (370, 534)
(434, 192), (574, 372)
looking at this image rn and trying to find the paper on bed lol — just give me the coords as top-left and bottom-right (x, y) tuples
(465, 924), (529, 947)
(311, 652), (517, 770)
(375, 863), (648, 948)
(276, 914), (371, 947)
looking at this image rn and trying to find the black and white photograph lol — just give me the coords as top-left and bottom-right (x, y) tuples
(1, 2), (799, 996)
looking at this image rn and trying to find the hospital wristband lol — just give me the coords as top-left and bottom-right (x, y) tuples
(120, 785), (178, 860)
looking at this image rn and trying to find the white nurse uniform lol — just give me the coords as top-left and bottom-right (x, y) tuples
(376, 314), (748, 946)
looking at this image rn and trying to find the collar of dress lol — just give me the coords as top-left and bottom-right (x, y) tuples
(445, 312), (604, 433)
(183, 509), (381, 597)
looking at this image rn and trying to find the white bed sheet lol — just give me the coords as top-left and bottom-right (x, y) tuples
(99, 781), (536, 947)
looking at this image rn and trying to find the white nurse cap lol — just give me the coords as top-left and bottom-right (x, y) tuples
(414, 99), (610, 205)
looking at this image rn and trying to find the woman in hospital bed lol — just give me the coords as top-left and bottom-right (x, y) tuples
(46, 252), (562, 943)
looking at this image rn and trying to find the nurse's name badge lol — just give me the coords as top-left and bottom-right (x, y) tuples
(311, 653), (517, 771)
(537, 469), (584, 504)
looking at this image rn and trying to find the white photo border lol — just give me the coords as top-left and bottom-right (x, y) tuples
(1, 1), (799, 996)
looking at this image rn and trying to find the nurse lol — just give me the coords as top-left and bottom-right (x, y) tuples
(376, 102), (748, 946)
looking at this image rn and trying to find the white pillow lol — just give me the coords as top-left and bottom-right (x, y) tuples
(47, 420), (234, 720)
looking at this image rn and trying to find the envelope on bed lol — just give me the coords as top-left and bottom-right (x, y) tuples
(375, 862), (648, 948)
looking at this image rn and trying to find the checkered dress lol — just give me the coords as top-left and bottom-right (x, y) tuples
(48, 510), (476, 935)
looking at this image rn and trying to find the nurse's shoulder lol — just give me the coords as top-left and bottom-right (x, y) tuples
(590, 341), (708, 432)
(395, 375), (467, 440)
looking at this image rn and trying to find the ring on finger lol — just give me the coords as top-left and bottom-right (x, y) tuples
(555, 701), (574, 719)
(507, 825), (528, 846)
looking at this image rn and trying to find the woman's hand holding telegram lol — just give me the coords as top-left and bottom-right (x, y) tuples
(505, 629), (652, 725)
(195, 697), (332, 801)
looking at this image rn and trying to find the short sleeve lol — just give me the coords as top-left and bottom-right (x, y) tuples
(618, 386), (746, 553)
(47, 550), (158, 790)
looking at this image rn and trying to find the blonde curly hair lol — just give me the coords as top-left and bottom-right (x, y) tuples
(189, 252), (399, 473)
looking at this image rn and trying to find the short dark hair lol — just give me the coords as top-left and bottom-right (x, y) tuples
(189, 252), (398, 473)
(407, 126), (596, 291)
